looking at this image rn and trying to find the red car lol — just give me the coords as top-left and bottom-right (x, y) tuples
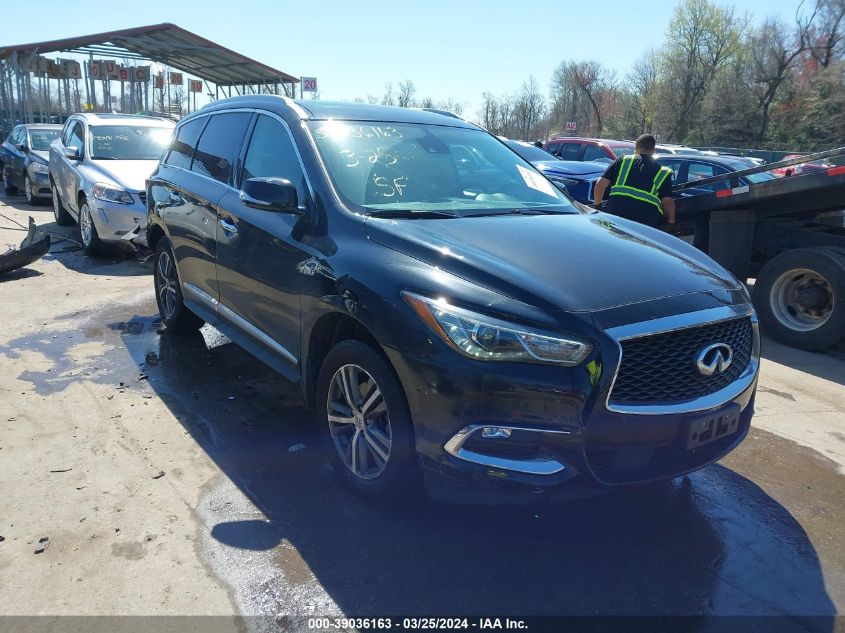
(771, 154), (833, 178)
(543, 137), (635, 163)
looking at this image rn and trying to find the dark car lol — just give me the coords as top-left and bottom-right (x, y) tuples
(147, 97), (760, 503)
(656, 154), (778, 198)
(1, 124), (62, 204)
(543, 137), (635, 163)
(504, 139), (606, 203)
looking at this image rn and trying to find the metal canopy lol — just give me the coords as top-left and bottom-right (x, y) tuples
(0, 23), (299, 87)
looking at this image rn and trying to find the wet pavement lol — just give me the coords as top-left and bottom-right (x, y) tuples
(1, 194), (844, 629)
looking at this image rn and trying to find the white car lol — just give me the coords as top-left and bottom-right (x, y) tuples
(49, 113), (174, 254)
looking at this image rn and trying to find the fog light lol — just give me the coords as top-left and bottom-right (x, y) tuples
(481, 426), (512, 439)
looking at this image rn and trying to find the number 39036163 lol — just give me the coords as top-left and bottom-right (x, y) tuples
(373, 175), (408, 197)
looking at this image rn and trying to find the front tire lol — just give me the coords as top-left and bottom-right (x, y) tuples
(754, 247), (845, 350)
(78, 197), (102, 256)
(153, 237), (204, 334)
(51, 180), (73, 225)
(24, 175), (37, 205)
(316, 340), (417, 498)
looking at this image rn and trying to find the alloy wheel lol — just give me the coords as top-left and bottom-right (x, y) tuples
(79, 203), (93, 246)
(156, 250), (178, 320)
(326, 363), (392, 480)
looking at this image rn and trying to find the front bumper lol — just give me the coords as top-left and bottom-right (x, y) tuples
(385, 305), (759, 503)
(90, 196), (148, 246)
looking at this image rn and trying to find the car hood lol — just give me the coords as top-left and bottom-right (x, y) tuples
(365, 212), (740, 313)
(84, 160), (159, 192)
(534, 160), (606, 178)
(30, 150), (50, 164)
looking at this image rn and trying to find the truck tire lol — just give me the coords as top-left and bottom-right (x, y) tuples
(753, 247), (845, 350)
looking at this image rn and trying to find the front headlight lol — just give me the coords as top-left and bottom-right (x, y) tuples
(30, 162), (49, 174)
(402, 292), (591, 366)
(92, 182), (134, 205)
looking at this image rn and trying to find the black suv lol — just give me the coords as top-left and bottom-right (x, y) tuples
(147, 96), (760, 502)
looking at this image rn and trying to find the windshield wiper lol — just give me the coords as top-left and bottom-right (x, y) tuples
(368, 209), (458, 219)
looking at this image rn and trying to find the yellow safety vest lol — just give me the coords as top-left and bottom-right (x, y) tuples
(608, 155), (673, 214)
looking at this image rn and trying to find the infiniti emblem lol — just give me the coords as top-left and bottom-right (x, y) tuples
(695, 343), (733, 377)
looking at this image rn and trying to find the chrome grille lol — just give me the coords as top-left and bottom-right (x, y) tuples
(609, 317), (754, 405)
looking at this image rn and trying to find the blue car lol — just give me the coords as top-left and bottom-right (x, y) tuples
(503, 139), (606, 203)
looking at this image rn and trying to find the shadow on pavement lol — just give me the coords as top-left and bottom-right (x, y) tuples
(131, 326), (836, 624)
(761, 334), (845, 387)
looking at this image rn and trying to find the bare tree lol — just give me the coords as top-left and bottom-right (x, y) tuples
(396, 80), (417, 108)
(749, 18), (808, 141)
(804, 0), (845, 67)
(381, 81), (394, 106)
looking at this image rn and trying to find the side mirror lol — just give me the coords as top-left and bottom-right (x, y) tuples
(240, 177), (302, 214)
(63, 146), (81, 160)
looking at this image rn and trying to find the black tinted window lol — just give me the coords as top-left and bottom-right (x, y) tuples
(164, 117), (206, 169)
(190, 113), (251, 184)
(242, 115), (307, 203)
(545, 141), (561, 156)
(583, 145), (607, 162)
(561, 143), (581, 160)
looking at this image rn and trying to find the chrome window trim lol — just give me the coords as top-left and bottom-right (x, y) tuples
(604, 304), (760, 415)
(164, 107), (316, 210)
(182, 282), (298, 366)
(444, 425), (570, 475)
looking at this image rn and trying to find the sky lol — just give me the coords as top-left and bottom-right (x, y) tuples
(4, 0), (807, 116)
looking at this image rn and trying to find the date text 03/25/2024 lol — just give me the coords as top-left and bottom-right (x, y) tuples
(306, 618), (528, 630)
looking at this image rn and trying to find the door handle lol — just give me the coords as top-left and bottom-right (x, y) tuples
(218, 218), (238, 235)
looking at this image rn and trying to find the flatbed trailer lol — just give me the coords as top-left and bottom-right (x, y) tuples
(672, 147), (845, 350)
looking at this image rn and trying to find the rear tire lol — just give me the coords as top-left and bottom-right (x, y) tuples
(2, 164), (17, 195)
(754, 247), (845, 350)
(153, 237), (204, 335)
(316, 340), (417, 498)
(51, 180), (73, 225)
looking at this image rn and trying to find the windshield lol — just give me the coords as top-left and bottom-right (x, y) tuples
(89, 125), (173, 160)
(28, 129), (60, 151)
(308, 121), (578, 216)
(505, 140), (557, 163)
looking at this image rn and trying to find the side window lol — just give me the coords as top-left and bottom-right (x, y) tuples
(11, 127), (23, 145)
(190, 112), (252, 185)
(658, 160), (682, 184)
(164, 117), (206, 169)
(545, 141), (561, 156)
(61, 121), (73, 145)
(583, 145), (606, 162)
(67, 122), (84, 153)
(241, 115), (308, 204)
(561, 143), (582, 161)
(687, 162), (729, 191)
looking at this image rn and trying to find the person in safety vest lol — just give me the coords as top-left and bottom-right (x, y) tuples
(592, 134), (676, 230)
